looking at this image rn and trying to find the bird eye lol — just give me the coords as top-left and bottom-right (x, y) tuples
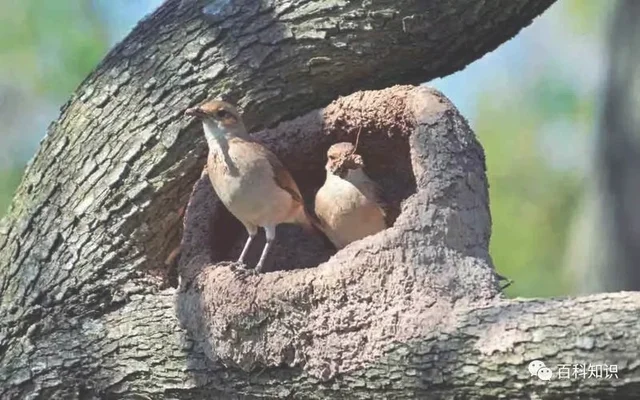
(216, 109), (229, 118)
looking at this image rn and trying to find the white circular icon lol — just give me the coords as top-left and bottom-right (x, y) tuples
(528, 360), (546, 376)
(537, 367), (553, 381)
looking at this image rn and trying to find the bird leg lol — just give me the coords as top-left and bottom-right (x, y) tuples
(233, 226), (267, 279)
(235, 226), (275, 279)
(237, 229), (257, 264)
(255, 225), (276, 273)
(255, 241), (272, 274)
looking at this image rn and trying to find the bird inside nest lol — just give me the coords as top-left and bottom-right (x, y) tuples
(315, 137), (388, 250)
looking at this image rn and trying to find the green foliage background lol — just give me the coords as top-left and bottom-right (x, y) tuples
(476, 0), (611, 297)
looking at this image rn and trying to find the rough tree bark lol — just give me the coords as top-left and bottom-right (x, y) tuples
(4, 0), (637, 399)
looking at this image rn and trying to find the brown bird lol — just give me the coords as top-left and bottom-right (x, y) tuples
(185, 100), (317, 274)
(314, 141), (387, 249)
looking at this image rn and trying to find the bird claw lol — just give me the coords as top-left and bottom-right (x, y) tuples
(215, 261), (258, 279)
(232, 265), (259, 279)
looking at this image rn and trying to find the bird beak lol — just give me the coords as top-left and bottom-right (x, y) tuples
(185, 107), (204, 118)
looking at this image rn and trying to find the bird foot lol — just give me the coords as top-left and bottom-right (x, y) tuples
(231, 264), (259, 279)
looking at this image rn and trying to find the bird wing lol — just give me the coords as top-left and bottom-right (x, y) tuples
(238, 139), (304, 204)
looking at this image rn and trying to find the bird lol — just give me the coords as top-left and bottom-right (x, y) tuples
(314, 140), (387, 249)
(185, 100), (319, 275)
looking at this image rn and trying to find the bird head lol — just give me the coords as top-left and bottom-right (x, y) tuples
(185, 100), (246, 139)
(326, 142), (364, 177)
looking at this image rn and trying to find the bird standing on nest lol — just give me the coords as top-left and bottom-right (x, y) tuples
(315, 140), (387, 249)
(185, 100), (318, 275)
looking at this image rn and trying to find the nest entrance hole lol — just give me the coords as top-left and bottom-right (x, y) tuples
(180, 87), (419, 275)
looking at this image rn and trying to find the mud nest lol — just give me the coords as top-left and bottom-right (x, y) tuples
(175, 85), (501, 378)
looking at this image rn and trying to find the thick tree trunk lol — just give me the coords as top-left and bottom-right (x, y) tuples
(8, 0), (638, 399)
